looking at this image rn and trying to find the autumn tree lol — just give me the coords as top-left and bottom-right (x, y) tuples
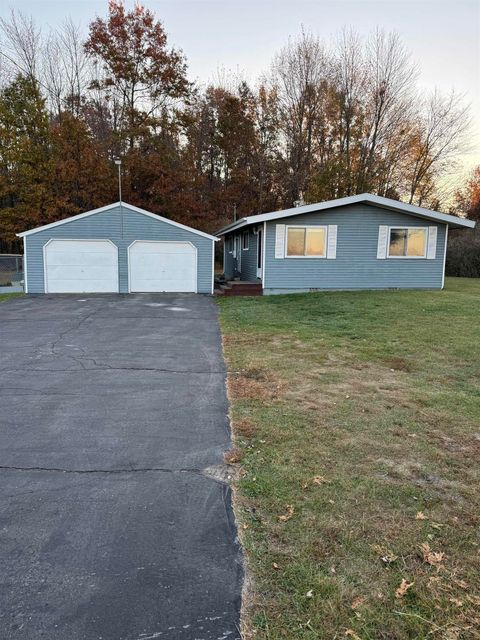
(0, 75), (56, 248)
(84, 0), (190, 151)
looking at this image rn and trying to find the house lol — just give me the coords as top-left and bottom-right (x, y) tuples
(216, 194), (475, 294)
(17, 202), (217, 294)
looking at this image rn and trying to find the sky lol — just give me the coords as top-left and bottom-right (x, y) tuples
(1, 0), (479, 185)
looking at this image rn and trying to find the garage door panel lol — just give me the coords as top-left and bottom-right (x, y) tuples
(129, 241), (197, 293)
(45, 240), (119, 293)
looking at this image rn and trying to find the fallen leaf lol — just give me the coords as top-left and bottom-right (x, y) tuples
(312, 475), (330, 485)
(306, 589), (313, 598)
(351, 596), (365, 610)
(242, 523), (249, 530)
(328, 499), (335, 504)
(330, 566), (336, 574)
(453, 579), (468, 590)
(420, 542), (445, 567)
(345, 629), (361, 640)
(272, 562), (280, 570)
(449, 597), (463, 607)
(395, 579), (414, 598)
(372, 544), (398, 564)
(415, 511), (427, 520)
(278, 505), (294, 522)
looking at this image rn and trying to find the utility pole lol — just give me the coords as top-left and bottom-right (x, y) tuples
(114, 157), (123, 238)
(114, 158), (122, 202)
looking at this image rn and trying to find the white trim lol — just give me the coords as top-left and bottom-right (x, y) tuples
(426, 226), (438, 260)
(211, 239), (215, 295)
(387, 226), (428, 259)
(377, 225), (388, 259)
(127, 240), (198, 294)
(215, 193), (476, 235)
(326, 224), (337, 259)
(442, 224), (448, 289)
(274, 224), (286, 259)
(17, 201), (219, 241)
(262, 221), (266, 284)
(23, 236), (28, 293)
(285, 225), (327, 258)
(43, 238), (119, 294)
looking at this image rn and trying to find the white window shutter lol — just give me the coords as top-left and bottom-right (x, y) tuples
(327, 225), (337, 259)
(275, 224), (286, 258)
(377, 225), (388, 259)
(427, 226), (437, 259)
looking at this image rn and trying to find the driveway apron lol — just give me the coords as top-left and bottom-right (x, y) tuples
(0, 294), (243, 640)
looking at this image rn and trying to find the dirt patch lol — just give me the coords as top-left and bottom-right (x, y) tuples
(224, 447), (244, 464)
(235, 418), (257, 438)
(384, 356), (415, 372)
(228, 368), (286, 400)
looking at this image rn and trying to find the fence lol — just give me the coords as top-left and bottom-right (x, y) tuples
(0, 254), (23, 287)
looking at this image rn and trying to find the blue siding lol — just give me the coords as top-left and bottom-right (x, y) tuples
(261, 204), (446, 291)
(25, 205), (214, 294)
(224, 239), (234, 279)
(238, 228), (259, 281)
(223, 228), (259, 280)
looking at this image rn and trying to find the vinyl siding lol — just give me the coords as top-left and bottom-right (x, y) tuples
(224, 240), (234, 279)
(25, 205), (214, 294)
(238, 228), (259, 281)
(223, 228), (259, 280)
(263, 204), (446, 291)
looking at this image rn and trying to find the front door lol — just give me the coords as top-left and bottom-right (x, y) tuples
(235, 235), (242, 274)
(256, 227), (263, 279)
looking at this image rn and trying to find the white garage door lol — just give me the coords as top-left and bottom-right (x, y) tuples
(44, 239), (119, 293)
(129, 241), (197, 293)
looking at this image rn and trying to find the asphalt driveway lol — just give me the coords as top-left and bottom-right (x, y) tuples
(0, 294), (243, 640)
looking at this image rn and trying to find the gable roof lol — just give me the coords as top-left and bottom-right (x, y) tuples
(16, 201), (219, 241)
(216, 193), (476, 235)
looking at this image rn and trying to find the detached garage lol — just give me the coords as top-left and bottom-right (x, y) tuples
(18, 202), (217, 294)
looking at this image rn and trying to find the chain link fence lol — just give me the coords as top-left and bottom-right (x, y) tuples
(0, 254), (24, 289)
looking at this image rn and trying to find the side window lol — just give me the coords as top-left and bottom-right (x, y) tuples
(242, 231), (249, 250)
(388, 228), (427, 257)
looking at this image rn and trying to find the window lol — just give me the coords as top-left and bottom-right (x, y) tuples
(227, 236), (233, 253)
(388, 228), (427, 258)
(286, 226), (326, 257)
(242, 230), (249, 250)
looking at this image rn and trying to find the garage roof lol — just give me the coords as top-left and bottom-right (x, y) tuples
(216, 193), (476, 235)
(17, 201), (218, 241)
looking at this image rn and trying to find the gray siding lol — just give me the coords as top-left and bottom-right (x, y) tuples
(238, 228), (259, 281)
(25, 205), (214, 294)
(223, 228), (259, 280)
(223, 238), (234, 279)
(263, 204), (446, 291)
(223, 225), (263, 282)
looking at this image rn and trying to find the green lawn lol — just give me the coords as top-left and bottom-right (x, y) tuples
(0, 292), (22, 302)
(218, 278), (480, 640)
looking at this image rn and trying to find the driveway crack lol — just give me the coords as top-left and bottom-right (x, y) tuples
(0, 464), (235, 484)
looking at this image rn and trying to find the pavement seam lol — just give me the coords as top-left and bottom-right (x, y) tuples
(0, 465), (232, 484)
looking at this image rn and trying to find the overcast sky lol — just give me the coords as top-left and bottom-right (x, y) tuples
(2, 0), (480, 180)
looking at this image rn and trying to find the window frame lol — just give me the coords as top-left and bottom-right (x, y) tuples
(227, 236), (234, 254)
(285, 225), (327, 258)
(387, 226), (428, 259)
(242, 230), (249, 250)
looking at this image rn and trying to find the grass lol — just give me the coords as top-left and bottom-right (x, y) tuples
(217, 278), (480, 640)
(0, 292), (22, 302)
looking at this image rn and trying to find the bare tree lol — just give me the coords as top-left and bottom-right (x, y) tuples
(357, 29), (418, 193)
(0, 10), (42, 81)
(271, 29), (330, 203)
(407, 90), (470, 204)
